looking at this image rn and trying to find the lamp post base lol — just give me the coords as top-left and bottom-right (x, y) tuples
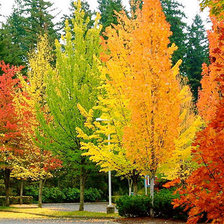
(106, 204), (115, 214)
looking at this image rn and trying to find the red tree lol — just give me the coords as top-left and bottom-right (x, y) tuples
(173, 16), (224, 224)
(0, 61), (23, 206)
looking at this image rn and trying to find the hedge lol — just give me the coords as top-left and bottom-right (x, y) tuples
(116, 189), (188, 220)
(116, 195), (152, 217)
(24, 186), (104, 203)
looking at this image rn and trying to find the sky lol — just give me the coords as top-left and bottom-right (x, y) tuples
(0, 0), (211, 29)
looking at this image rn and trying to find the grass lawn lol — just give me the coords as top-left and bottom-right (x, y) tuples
(0, 207), (119, 219)
(0, 211), (47, 219)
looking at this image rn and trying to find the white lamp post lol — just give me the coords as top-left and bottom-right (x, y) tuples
(96, 118), (115, 214)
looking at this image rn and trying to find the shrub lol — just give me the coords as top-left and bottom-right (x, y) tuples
(154, 188), (187, 220)
(24, 186), (39, 201)
(42, 187), (66, 203)
(62, 188), (80, 202)
(116, 195), (152, 217)
(85, 188), (103, 202)
(116, 189), (188, 220)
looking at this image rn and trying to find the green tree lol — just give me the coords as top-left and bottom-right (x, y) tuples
(36, 0), (102, 211)
(97, 0), (124, 33)
(0, 10), (26, 66)
(184, 14), (209, 101)
(161, 0), (187, 71)
(16, 0), (59, 46)
(0, 0), (58, 65)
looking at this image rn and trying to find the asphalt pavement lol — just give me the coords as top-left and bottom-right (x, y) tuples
(42, 202), (117, 213)
(0, 203), (184, 223)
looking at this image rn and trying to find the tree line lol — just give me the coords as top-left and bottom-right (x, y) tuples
(1, 0), (223, 223)
(0, 0), (208, 101)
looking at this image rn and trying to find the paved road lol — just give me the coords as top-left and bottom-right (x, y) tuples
(3, 203), (184, 223)
(42, 202), (117, 213)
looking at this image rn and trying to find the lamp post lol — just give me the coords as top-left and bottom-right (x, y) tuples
(96, 118), (115, 214)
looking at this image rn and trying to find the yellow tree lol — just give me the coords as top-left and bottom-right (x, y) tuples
(77, 89), (140, 195)
(13, 35), (62, 208)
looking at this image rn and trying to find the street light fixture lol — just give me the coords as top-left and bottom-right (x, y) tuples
(96, 117), (115, 214)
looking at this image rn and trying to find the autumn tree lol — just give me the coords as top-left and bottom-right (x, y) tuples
(36, 0), (102, 211)
(173, 102), (224, 223)
(117, 1), (184, 212)
(197, 19), (223, 123)
(173, 12), (224, 224)
(200, 0), (224, 19)
(13, 35), (62, 208)
(0, 61), (23, 206)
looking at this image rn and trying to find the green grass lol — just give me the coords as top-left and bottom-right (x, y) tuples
(0, 207), (119, 219)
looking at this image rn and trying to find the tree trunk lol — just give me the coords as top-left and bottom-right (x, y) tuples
(133, 177), (138, 195)
(19, 181), (24, 205)
(145, 176), (148, 196)
(79, 166), (85, 211)
(150, 176), (155, 218)
(4, 169), (11, 207)
(128, 179), (133, 196)
(131, 170), (139, 196)
(38, 179), (44, 208)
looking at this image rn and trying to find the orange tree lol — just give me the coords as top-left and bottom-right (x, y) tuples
(93, 0), (184, 208)
(121, 0), (182, 205)
(197, 18), (224, 123)
(173, 14), (224, 224)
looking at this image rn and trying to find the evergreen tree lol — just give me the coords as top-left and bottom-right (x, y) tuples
(16, 0), (59, 49)
(0, 10), (27, 66)
(0, 0), (58, 65)
(185, 15), (209, 101)
(161, 0), (187, 72)
(97, 0), (124, 33)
